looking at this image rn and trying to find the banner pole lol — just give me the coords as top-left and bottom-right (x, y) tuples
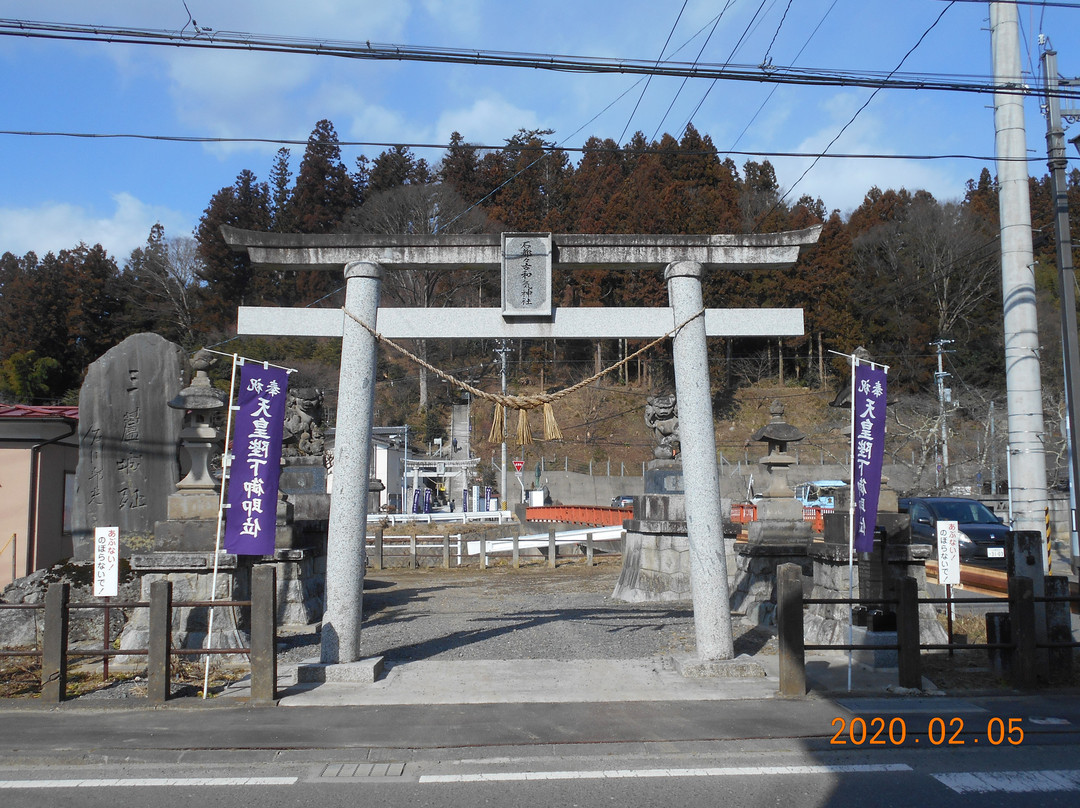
(847, 354), (858, 692)
(203, 354), (241, 699)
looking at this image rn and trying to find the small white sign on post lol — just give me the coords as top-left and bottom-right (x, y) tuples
(93, 526), (120, 597)
(937, 520), (961, 586)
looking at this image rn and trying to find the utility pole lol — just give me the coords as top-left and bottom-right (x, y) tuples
(932, 339), (954, 489)
(1041, 44), (1080, 574)
(991, 3), (1049, 535)
(495, 340), (511, 509)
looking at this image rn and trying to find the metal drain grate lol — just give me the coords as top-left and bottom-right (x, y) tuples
(321, 762), (406, 778)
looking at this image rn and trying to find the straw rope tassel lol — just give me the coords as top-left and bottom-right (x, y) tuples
(516, 408), (533, 445)
(488, 404), (505, 444)
(543, 402), (562, 441)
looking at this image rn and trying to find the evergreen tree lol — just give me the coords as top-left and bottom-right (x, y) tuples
(194, 169), (272, 332)
(439, 132), (486, 204)
(269, 147), (295, 233)
(286, 120), (356, 305)
(287, 120), (356, 234)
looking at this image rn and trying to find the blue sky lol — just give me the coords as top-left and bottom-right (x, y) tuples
(1, 0), (1078, 261)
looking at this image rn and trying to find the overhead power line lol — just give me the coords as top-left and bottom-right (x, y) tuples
(2, 18), (1079, 101)
(0, 128), (1065, 163)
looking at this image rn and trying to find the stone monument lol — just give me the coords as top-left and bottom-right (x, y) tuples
(72, 333), (187, 560)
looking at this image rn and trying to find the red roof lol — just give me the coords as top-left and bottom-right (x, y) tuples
(0, 405), (78, 419)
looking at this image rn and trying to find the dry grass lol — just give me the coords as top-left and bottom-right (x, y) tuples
(920, 610), (1080, 691)
(0, 653), (247, 700)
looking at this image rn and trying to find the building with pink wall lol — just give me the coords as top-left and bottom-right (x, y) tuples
(0, 405), (78, 587)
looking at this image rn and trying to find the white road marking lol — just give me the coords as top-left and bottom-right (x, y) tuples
(0, 777), (297, 789)
(933, 770), (1080, 794)
(419, 763), (912, 783)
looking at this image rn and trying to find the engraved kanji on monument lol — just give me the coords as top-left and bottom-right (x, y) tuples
(71, 333), (186, 559)
(501, 232), (552, 317)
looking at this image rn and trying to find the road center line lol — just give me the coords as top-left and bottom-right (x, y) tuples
(0, 777), (298, 789)
(932, 770), (1080, 794)
(419, 764), (912, 783)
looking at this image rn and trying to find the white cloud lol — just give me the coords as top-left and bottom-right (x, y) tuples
(0, 194), (190, 261)
(435, 96), (543, 147)
(770, 91), (970, 214)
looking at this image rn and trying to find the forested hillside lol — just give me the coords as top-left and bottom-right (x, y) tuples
(2, 119), (1078, 494)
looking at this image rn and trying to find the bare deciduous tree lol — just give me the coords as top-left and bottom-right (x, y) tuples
(342, 184), (495, 408)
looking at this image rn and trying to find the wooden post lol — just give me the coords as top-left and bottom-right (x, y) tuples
(102, 596), (111, 682)
(147, 579), (173, 704)
(1045, 575), (1072, 674)
(249, 565), (278, 704)
(777, 563), (805, 697)
(1008, 575), (1037, 688)
(40, 582), (70, 704)
(548, 527), (557, 569)
(897, 577), (921, 689)
(373, 526), (384, 571)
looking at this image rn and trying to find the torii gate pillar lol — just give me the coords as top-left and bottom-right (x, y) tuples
(667, 261), (732, 659)
(322, 261), (382, 664)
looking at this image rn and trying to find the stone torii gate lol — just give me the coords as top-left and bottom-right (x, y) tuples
(223, 226), (821, 674)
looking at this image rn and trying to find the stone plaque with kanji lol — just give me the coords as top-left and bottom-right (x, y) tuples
(501, 232), (552, 317)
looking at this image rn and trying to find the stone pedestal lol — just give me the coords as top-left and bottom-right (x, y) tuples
(153, 490), (298, 552)
(612, 463), (693, 602)
(730, 542), (811, 625)
(119, 552), (248, 656)
(118, 548), (325, 656)
(612, 493), (691, 602)
(265, 548), (325, 626)
(805, 511), (946, 656)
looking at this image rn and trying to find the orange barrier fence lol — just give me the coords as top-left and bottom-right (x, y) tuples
(526, 505), (632, 526)
(729, 503), (833, 534)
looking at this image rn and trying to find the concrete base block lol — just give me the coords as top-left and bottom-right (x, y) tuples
(850, 626), (899, 669)
(672, 653), (766, 679)
(296, 656), (385, 683)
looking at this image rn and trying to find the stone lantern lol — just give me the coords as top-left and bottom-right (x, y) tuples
(746, 399), (811, 546)
(165, 350), (227, 520)
(750, 399), (805, 499)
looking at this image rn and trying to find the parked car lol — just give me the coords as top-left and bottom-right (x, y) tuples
(611, 494), (635, 508)
(898, 496), (1009, 566)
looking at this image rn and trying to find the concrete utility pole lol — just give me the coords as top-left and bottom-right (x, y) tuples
(1040, 46), (1080, 574)
(991, 2), (1049, 535)
(933, 339), (954, 489)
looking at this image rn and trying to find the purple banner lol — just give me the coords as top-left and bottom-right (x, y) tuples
(853, 362), (887, 553)
(224, 363), (289, 555)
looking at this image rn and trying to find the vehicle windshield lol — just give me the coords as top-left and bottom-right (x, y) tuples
(933, 501), (1000, 524)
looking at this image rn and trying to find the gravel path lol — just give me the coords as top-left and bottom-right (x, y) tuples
(278, 559), (778, 665)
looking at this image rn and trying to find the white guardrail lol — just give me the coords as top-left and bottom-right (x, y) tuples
(464, 525), (624, 557)
(365, 525), (625, 566)
(367, 510), (515, 526)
